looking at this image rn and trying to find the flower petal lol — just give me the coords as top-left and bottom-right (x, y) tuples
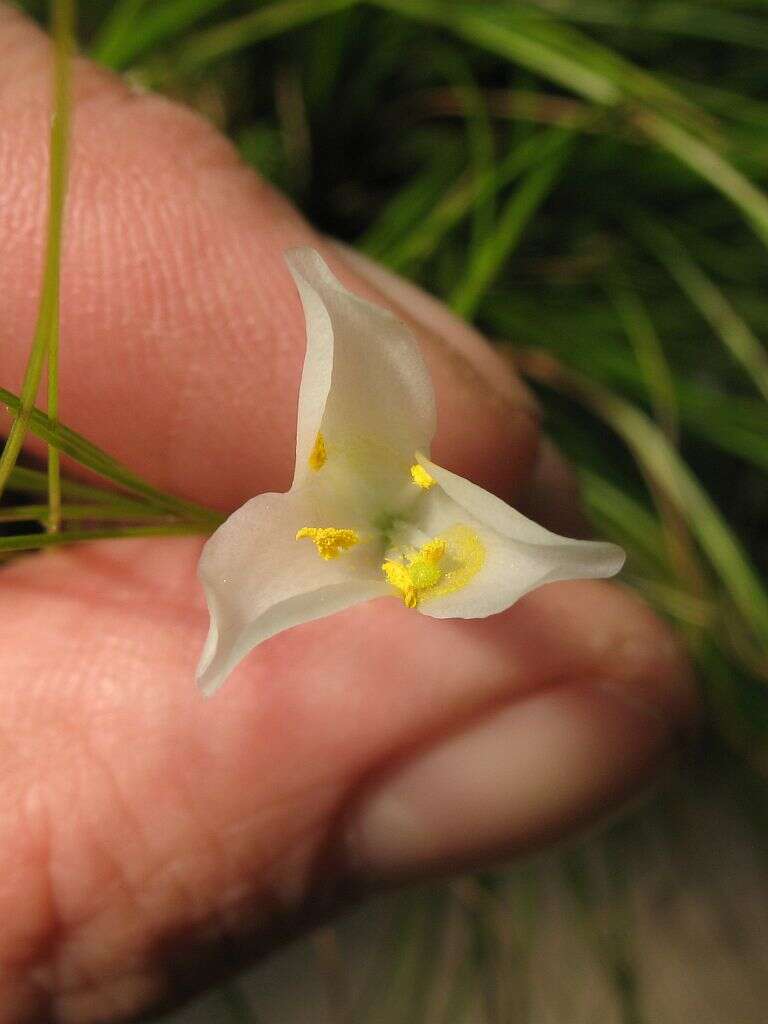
(409, 455), (625, 619)
(197, 487), (388, 695)
(286, 248), (436, 489)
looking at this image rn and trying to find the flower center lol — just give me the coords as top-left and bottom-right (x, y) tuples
(382, 538), (446, 608)
(382, 526), (486, 608)
(296, 526), (359, 560)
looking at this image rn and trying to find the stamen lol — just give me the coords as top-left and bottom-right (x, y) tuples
(296, 526), (359, 560)
(382, 527), (485, 607)
(382, 537), (446, 608)
(418, 539), (445, 564)
(308, 432), (327, 471)
(382, 561), (418, 608)
(410, 463), (435, 489)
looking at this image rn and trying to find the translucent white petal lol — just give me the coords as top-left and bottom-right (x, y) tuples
(197, 487), (388, 695)
(286, 248), (436, 491)
(410, 455), (625, 619)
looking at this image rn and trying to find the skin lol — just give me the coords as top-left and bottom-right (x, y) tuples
(0, 6), (696, 1023)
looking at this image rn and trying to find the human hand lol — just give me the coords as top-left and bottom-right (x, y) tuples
(0, 7), (695, 1022)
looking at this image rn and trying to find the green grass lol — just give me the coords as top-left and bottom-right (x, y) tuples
(6, 1), (768, 1021)
(0, 0), (72, 517)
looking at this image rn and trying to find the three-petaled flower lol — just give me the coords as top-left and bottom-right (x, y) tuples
(197, 249), (624, 694)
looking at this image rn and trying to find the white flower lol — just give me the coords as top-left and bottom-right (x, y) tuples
(197, 249), (625, 695)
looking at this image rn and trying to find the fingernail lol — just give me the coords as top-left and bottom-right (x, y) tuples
(329, 239), (540, 415)
(344, 681), (674, 883)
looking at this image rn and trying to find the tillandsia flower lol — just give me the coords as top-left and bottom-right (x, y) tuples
(197, 249), (625, 695)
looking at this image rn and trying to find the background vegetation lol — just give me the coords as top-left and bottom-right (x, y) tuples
(8, 1), (768, 1021)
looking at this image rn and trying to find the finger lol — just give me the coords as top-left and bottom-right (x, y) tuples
(0, 5), (538, 511)
(516, 436), (591, 537)
(0, 539), (694, 1021)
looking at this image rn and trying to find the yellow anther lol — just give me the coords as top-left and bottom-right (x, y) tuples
(308, 432), (327, 471)
(296, 526), (359, 560)
(410, 463), (435, 490)
(382, 561), (418, 608)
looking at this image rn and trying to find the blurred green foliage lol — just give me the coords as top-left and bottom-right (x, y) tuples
(10, 1), (768, 1020)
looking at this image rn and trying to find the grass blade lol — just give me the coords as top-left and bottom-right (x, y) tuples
(373, 0), (768, 252)
(450, 136), (571, 317)
(426, 45), (498, 261)
(0, 0), (73, 505)
(578, 470), (667, 574)
(631, 217), (768, 401)
(89, 0), (147, 65)
(0, 503), (181, 523)
(174, 0), (359, 75)
(517, 351), (768, 646)
(7, 465), (152, 507)
(605, 271), (679, 443)
(384, 127), (572, 270)
(532, 0), (768, 52)
(46, 0), (75, 535)
(92, 0), (230, 69)
(372, 0), (700, 115)
(637, 111), (768, 249)
(1, 386), (222, 526)
(359, 141), (464, 260)
(0, 523), (207, 553)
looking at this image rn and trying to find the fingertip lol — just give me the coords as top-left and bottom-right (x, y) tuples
(343, 677), (679, 883)
(341, 579), (697, 884)
(517, 436), (589, 536)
